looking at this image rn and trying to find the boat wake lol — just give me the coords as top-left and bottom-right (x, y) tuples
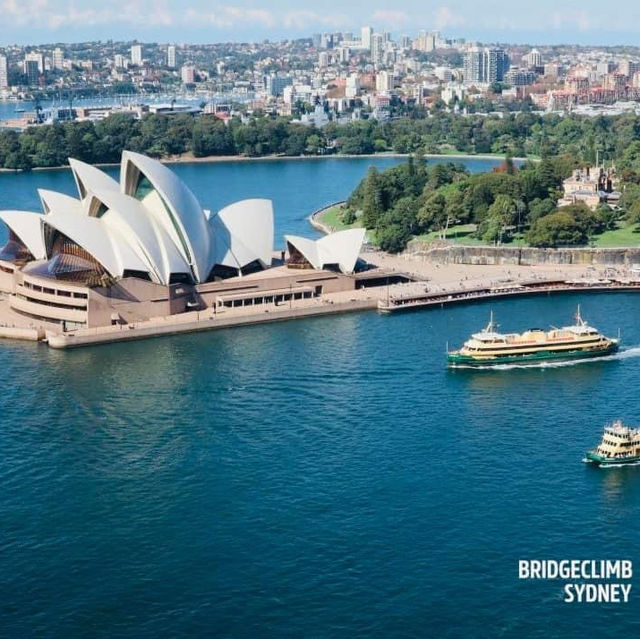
(451, 346), (640, 371)
(582, 457), (640, 468)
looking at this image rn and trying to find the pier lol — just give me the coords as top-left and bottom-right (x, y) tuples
(376, 278), (640, 313)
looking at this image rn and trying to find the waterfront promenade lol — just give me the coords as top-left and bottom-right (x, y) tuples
(38, 256), (640, 348)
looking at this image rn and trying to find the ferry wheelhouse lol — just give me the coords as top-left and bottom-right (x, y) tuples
(446, 307), (619, 367)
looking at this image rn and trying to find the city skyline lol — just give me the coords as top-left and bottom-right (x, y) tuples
(3, 0), (640, 47)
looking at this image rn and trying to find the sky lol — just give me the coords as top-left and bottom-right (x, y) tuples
(2, 0), (640, 46)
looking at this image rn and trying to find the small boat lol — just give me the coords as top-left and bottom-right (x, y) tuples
(446, 306), (619, 367)
(585, 421), (640, 466)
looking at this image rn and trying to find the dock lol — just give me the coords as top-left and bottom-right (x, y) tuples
(376, 278), (640, 313)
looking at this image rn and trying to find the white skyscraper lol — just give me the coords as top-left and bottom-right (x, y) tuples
(181, 64), (195, 85)
(52, 47), (64, 70)
(131, 44), (143, 65)
(167, 45), (176, 69)
(0, 55), (8, 89)
(371, 33), (384, 65)
(361, 26), (372, 49)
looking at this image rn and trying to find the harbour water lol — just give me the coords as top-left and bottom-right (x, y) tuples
(2, 159), (640, 636)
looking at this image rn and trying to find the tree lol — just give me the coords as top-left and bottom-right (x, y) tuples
(360, 167), (385, 228)
(377, 224), (411, 253)
(478, 194), (517, 243)
(417, 192), (446, 233)
(526, 211), (588, 247)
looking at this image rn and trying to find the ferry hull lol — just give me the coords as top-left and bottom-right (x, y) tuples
(585, 451), (640, 466)
(447, 343), (619, 368)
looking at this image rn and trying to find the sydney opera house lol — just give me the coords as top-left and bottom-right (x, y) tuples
(0, 151), (372, 335)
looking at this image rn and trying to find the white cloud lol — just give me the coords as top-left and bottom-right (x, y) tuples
(550, 10), (592, 32)
(371, 10), (410, 29)
(434, 6), (465, 30)
(283, 10), (349, 30)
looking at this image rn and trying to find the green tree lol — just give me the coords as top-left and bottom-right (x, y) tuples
(526, 211), (588, 247)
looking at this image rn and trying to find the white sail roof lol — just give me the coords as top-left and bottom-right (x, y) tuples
(120, 151), (213, 282)
(285, 228), (365, 274)
(92, 188), (191, 284)
(0, 151), (280, 286)
(0, 211), (46, 259)
(38, 189), (84, 216)
(43, 211), (123, 276)
(210, 199), (274, 270)
(69, 158), (119, 200)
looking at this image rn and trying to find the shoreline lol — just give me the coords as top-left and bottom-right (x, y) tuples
(0, 151), (529, 175)
(40, 278), (640, 349)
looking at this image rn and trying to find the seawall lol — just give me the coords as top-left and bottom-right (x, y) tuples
(46, 298), (376, 349)
(405, 243), (640, 266)
(309, 201), (346, 235)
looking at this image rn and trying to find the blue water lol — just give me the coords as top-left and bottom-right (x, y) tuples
(3, 159), (639, 637)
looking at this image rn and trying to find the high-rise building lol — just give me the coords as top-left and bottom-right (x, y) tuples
(376, 71), (393, 92)
(24, 51), (44, 73)
(414, 31), (437, 52)
(484, 47), (509, 83)
(131, 44), (143, 65)
(181, 64), (195, 85)
(337, 47), (350, 63)
(265, 73), (292, 96)
(167, 45), (176, 69)
(320, 33), (333, 49)
(596, 61), (614, 76)
(52, 47), (64, 70)
(618, 60), (640, 78)
(371, 33), (384, 65)
(0, 55), (8, 89)
(464, 46), (509, 83)
(523, 48), (542, 68)
(114, 54), (127, 69)
(345, 73), (360, 98)
(361, 26), (372, 49)
(24, 59), (40, 86)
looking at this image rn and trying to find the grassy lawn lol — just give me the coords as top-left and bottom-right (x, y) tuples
(590, 224), (640, 247)
(317, 205), (376, 242)
(317, 205), (362, 232)
(412, 224), (531, 246)
(413, 224), (484, 245)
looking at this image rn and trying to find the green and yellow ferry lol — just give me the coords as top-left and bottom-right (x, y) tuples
(446, 307), (619, 368)
(585, 421), (640, 466)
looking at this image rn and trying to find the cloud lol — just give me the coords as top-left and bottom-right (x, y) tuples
(1, 0), (176, 29)
(283, 10), (349, 30)
(434, 6), (465, 30)
(371, 10), (410, 29)
(550, 10), (592, 32)
(190, 6), (276, 29)
(0, 1), (351, 33)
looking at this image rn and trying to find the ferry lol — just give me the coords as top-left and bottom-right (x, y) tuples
(585, 421), (640, 466)
(446, 307), (619, 367)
